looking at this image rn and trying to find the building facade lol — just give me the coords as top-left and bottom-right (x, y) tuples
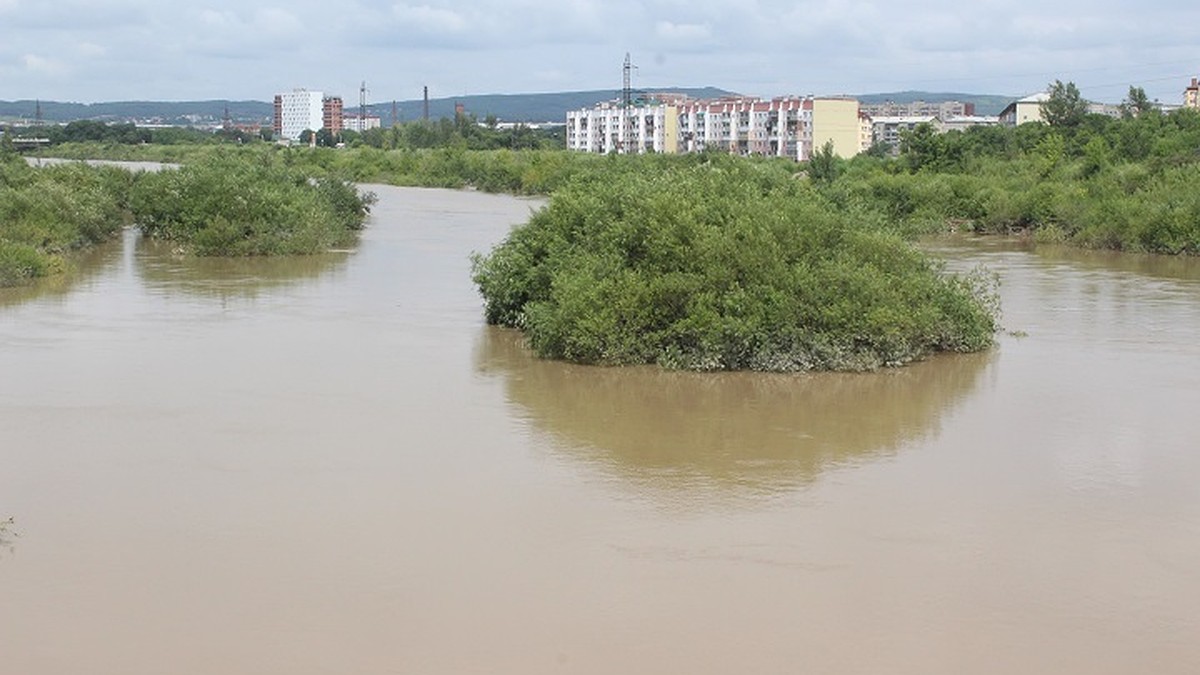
(567, 102), (679, 155)
(322, 97), (343, 134)
(342, 115), (383, 133)
(272, 89), (348, 141)
(1185, 77), (1200, 109)
(861, 100), (976, 119)
(870, 115), (940, 153)
(273, 89), (324, 141)
(567, 95), (867, 161)
(998, 93), (1049, 126)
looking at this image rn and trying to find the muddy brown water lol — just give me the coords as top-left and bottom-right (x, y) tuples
(2, 185), (1199, 674)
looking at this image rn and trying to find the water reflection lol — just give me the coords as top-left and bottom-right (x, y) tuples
(134, 238), (352, 300)
(929, 234), (1200, 284)
(0, 237), (121, 309)
(477, 326), (993, 500)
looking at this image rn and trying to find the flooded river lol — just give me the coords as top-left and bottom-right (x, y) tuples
(2, 185), (1199, 674)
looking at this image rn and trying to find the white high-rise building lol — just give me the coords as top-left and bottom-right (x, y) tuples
(273, 89), (324, 141)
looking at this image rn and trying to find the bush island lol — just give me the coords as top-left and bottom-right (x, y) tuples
(472, 160), (999, 371)
(128, 153), (375, 255)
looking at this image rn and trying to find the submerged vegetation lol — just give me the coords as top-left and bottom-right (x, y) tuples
(0, 152), (129, 286)
(128, 154), (375, 255)
(472, 157), (999, 371)
(1, 147), (374, 286)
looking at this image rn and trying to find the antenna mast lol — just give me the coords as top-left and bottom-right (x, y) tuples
(622, 53), (633, 108)
(359, 81), (368, 129)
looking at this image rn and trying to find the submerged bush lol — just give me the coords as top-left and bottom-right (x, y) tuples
(128, 153), (375, 256)
(472, 162), (999, 371)
(0, 158), (127, 286)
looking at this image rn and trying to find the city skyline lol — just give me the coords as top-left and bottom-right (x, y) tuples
(2, 0), (1198, 105)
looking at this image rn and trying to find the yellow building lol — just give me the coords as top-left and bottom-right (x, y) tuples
(810, 98), (861, 159)
(567, 95), (865, 161)
(999, 93), (1049, 126)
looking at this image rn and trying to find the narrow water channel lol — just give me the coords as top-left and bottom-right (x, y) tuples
(2, 185), (1198, 674)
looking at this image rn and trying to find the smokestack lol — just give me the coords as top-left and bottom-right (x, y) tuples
(423, 86), (429, 121)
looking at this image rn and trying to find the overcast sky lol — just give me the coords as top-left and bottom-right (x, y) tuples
(2, 0), (1198, 106)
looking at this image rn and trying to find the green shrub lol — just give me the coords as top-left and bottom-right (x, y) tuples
(128, 152), (375, 256)
(1, 158), (126, 286)
(473, 162), (998, 371)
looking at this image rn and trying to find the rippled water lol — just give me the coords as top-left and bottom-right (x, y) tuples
(2, 187), (1198, 674)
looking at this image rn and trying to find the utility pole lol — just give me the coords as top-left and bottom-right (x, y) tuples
(621, 53), (637, 153)
(359, 81), (368, 130)
(622, 53), (633, 108)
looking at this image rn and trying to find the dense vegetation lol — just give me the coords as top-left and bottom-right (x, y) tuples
(128, 154), (374, 255)
(472, 156), (999, 371)
(0, 150), (129, 286)
(1, 144), (374, 286)
(845, 102), (1200, 254)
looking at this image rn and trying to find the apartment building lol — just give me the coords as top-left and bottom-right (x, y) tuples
(870, 115), (940, 152)
(1185, 77), (1199, 109)
(567, 102), (679, 155)
(567, 95), (866, 160)
(998, 93), (1049, 126)
(322, 96), (343, 134)
(940, 115), (1000, 133)
(861, 100), (976, 118)
(342, 115), (383, 133)
(272, 89), (346, 141)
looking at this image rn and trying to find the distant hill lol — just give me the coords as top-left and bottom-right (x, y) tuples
(1, 89), (1017, 125)
(0, 100), (272, 125)
(856, 91), (1015, 116)
(0, 88), (737, 126)
(389, 87), (738, 123)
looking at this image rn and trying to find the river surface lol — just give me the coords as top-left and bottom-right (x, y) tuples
(2, 185), (1199, 674)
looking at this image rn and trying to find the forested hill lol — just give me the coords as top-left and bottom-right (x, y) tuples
(0, 89), (1014, 124)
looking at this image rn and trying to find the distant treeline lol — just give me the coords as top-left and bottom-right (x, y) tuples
(0, 88), (735, 125)
(9, 120), (268, 146)
(5, 114), (560, 151)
